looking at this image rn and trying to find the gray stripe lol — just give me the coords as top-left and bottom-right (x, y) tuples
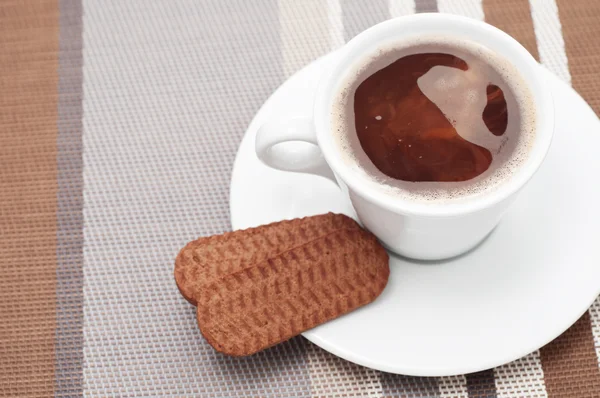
(213, 338), (311, 398)
(380, 373), (440, 397)
(79, 0), (310, 395)
(190, 2), (311, 394)
(415, 0), (438, 13)
(55, 0), (84, 396)
(466, 369), (497, 398)
(342, 0), (390, 42)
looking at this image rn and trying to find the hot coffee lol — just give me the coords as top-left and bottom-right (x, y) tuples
(332, 37), (536, 202)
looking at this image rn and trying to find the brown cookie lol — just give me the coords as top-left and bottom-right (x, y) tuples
(175, 213), (359, 305)
(175, 213), (389, 356)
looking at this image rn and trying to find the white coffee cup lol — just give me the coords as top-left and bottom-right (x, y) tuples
(255, 14), (554, 260)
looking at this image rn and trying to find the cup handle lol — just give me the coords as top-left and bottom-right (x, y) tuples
(255, 118), (337, 184)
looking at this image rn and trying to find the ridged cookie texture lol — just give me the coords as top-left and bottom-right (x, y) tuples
(174, 213), (389, 356)
(175, 213), (358, 304)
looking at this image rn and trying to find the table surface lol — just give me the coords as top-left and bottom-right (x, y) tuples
(1, 0), (600, 397)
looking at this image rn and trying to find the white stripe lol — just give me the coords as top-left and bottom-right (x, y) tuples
(529, 0), (571, 84)
(437, 0), (484, 20)
(439, 375), (469, 398)
(591, 297), (600, 369)
(306, 343), (383, 397)
(494, 352), (548, 398)
(418, 5), (480, 397)
(389, 0), (415, 18)
(279, 0), (332, 77)
(328, 0), (345, 49)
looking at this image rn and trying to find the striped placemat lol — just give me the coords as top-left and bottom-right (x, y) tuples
(1, 0), (599, 397)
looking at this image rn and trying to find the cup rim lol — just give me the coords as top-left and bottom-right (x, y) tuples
(313, 13), (554, 218)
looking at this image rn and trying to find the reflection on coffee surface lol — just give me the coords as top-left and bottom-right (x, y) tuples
(355, 53), (509, 182)
(332, 37), (536, 201)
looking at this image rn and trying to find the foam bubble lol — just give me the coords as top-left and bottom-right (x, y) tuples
(330, 36), (537, 204)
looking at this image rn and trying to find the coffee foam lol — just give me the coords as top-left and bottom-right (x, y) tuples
(331, 36), (536, 203)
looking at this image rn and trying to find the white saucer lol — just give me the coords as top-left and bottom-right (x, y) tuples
(229, 53), (600, 376)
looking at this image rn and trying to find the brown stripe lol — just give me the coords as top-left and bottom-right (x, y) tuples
(465, 369), (497, 398)
(0, 0), (60, 396)
(55, 0), (84, 395)
(540, 2), (600, 395)
(540, 312), (600, 397)
(482, 0), (539, 61)
(557, 0), (600, 114)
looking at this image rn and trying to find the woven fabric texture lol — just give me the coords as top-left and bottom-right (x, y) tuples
(1, 0), (600, 397)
